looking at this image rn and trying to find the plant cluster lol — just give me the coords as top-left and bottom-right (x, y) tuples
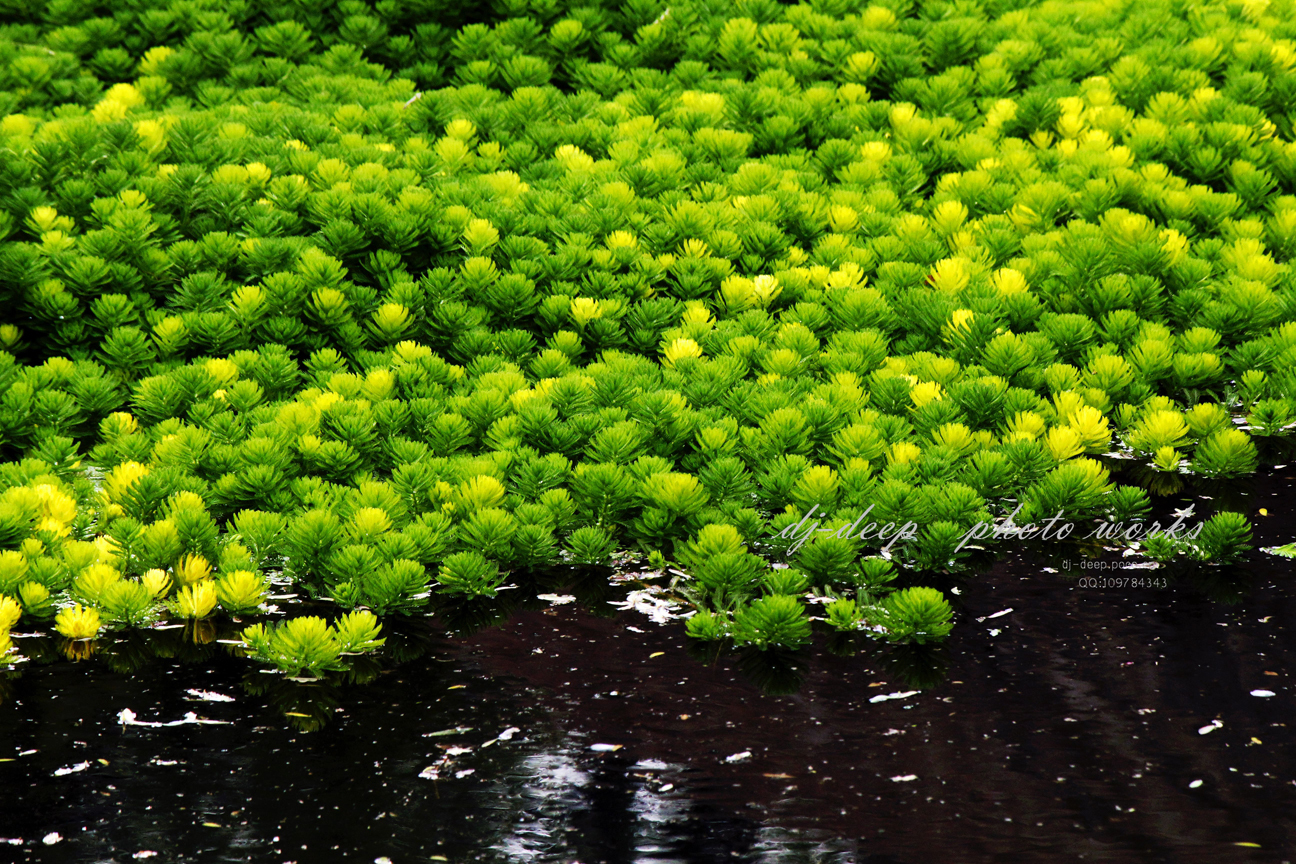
(1, 0), (1292, 651)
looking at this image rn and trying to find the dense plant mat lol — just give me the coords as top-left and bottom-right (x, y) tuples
(0, 0), (1291, 662)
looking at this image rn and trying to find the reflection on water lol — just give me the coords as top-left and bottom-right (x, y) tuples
(0, 470), (1294, 861)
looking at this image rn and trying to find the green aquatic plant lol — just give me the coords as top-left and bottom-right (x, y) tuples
(872, 587), (956, 644)
(332, 610), (386, 654)
(1190, 512), (1253, 564)
(242, 616), (344, 677)
(1191, 430), (1259, 478)
(824, 598), (864, 631)
(685, 609), (731, 642)
(731, 595), (812, 651)
(215, 570), (268, 613)
(436, 552), (504, 598)
(1, 0), (1296, 668)
(101, 579), (155, 625)
(17, 582), (54, 618)
(171, 581), (217, 619)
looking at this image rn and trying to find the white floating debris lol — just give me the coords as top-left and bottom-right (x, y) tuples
(724, 751), (752, 763)
(53, 762), (90, 776)
(659, 783), (674, 792)
(1199, 720), (1224, 735)
(443, 747), (473, 757)
(454, 769), (475, 779)
(1251, 690), (1276, 698)
(118, 709), (231, 727)
(422, 727), (473, 738)
(590, 743), (622, 752)
(42, 833), (62, 845)
(890, 774), (918, 782)
(185, 689), (234, 702)
(625, 626), (645, 633)
(611, 589), (685, 625)
(536, 594), (576, 605)
(134, 852), (159, 859)
(1, 839), (22, 846)
(496, 727), (520, 741)
(633, 759), (671, 770)
(980, 608), (1013, 621)
(988, 629), (1001, 637)
(869, 690), (919, 704)
(882, 728), (905, 736)
(1189, 779), (1204, 789)
(417, 766), (440, 780)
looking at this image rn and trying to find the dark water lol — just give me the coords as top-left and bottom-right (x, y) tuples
(2, 472), (1295, 863)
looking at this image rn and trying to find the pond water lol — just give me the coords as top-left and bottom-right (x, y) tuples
(2, 471), (1294, 863)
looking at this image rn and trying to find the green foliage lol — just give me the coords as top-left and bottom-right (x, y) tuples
(1190, 512), (1252, 564)
(0, 0), (1293, 666)
(436, 551), (504, 597)
(873, 587), (955, 644)
(731, 595), (811, 650)
(243, 616), (350, 677)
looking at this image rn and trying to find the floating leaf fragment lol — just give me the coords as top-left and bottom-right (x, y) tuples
(724, 751), (752, 763)
(185, 689), (234, 702)
(422, 727), (473, 738)
(54, 762), (90, 776)
(870, 690), (919, 703)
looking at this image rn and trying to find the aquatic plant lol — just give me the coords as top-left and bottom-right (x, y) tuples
(0, 595), (20, 630)
(732, 595), (812, 651)
(241, 612), (383, 677)
(436, 552), (504, 597)
(872, 588), (955, 644)
(1190, 512), (1253, 564)
(172, 582), (217, 619)
(0, 0), (1292, 662)
(215, 570), (268, 613)
(54, 604), (100, 640)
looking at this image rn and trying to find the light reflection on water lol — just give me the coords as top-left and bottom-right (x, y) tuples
(1, 469), (1294, 862)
